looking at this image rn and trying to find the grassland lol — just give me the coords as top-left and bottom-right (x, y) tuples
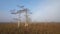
(0, 22), (60, 34)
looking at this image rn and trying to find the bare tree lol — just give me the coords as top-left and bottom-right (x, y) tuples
(17, 5), (32, 27)
(10, 5), (32, 27)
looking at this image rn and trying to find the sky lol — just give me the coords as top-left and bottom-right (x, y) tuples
(0, 0), (60, 22)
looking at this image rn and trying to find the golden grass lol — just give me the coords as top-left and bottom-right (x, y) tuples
(0, 22), (60, 34)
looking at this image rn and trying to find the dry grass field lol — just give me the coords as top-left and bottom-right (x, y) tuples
(0, 22), (60, 34)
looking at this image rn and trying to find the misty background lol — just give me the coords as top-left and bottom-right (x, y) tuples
(0, 0), (60, 22)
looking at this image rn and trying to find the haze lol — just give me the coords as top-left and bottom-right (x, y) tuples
(0, 0), (60, 22)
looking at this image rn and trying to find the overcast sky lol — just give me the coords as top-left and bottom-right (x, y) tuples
(0, 0), (60, 22)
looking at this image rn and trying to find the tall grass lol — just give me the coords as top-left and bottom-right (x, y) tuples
(0, 23), (60, 34)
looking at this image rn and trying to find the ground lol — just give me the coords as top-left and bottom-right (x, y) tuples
(0, 22), (60, 34)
